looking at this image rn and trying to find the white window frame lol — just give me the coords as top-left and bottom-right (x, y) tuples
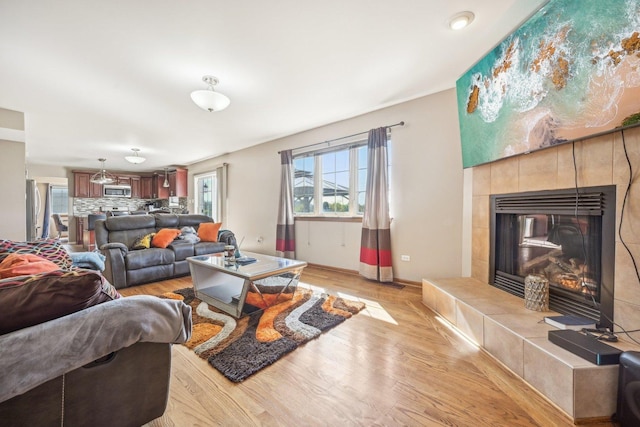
(193, 171), (218, 219)
(293, 137), (390, 217)
(50, 185), (69, 214)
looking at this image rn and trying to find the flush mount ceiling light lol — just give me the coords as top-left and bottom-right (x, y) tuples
(449, 11), (475, 30)
(90, 158), (117, 184)
(190, 75), (231, 112)
(124, 148), (146, 164)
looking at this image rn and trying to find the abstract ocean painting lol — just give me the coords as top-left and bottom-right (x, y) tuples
(457, 0), (640, 168)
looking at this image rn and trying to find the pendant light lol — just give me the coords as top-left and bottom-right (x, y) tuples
(125, 148), (146, 164)
(90, 158), (116, 184)
(163, 168), (170, 188)
(190, 75), (230, 112)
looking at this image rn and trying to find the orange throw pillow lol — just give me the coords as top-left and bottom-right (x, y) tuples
(198, 222), (222, 242)
(151, 228), (182, 248)
(0, 253), (60, 279)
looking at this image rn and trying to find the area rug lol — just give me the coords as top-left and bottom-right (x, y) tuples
(162, 287), (365, 382)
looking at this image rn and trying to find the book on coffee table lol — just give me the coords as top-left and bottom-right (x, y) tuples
(544, 315), (596, 330)
(235, 256), (257, 265)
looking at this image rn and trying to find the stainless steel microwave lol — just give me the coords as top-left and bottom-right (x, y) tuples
(103, 184), (132, 198)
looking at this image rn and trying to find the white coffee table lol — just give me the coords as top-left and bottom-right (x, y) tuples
(187, 251), (307, 318)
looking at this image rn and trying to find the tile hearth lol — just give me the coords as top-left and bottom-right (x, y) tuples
(422, 277), (640, 422)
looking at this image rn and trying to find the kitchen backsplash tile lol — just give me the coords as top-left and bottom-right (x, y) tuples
(73, 197), (187, 216)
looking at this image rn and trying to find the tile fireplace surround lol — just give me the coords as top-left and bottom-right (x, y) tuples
(421, 125), (640, 422)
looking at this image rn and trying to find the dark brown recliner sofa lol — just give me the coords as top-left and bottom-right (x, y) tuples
(95, 213), (236, 289)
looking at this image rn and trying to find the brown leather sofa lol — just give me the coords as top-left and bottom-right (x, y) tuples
(95, 213), (236, 289)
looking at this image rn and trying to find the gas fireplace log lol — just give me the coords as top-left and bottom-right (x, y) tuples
(520, 249), (563, 273)
(549, 255), (589, 277)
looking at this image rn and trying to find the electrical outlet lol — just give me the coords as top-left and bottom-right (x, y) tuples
(401, 255), (410, 262)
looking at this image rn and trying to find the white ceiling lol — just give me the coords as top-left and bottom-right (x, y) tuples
(0, 0), (546, 173)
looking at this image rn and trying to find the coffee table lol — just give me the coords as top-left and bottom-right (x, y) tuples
(187, 251), (307, 318)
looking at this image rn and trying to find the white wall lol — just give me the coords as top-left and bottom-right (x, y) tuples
(0, 108), (26, 241)
(27, 163), (68, 180)
(189, 89), (464, 282)
(0, 140), (26, 240)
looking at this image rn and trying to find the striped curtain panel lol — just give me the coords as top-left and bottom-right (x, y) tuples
(276, 150), (296, 258)
(359, 127), (393, 282)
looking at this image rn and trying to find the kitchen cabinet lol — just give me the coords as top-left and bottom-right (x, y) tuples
(74, 172), (151, 199)
(116, 175), (132, 187)
(140, 176), (153, 199)
(130, 176), (141, 198)
(74, 172), (102, 198)
(154, 173), (169, 199)
(83, 230), (96, 251)
(152, 168), (187, 198)
(168, 168), (187, 197)
(76, 217), (85, 245)
(74, 168), (186, 199)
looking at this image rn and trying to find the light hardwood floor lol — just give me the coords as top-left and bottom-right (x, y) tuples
(119, 267), (616, 426)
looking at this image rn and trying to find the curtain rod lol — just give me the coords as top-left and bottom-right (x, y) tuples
(278, 121), (405, 154)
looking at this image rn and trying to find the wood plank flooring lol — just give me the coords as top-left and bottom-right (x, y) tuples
(119, 267), (616, 426)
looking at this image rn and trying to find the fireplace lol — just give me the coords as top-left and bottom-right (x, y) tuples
(489, 185), (615, 329)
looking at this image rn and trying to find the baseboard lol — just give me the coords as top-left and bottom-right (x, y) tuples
(305, 263), (420, 288)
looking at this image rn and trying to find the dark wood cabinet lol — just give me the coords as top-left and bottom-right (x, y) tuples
(130, 176), (141, 198)
(83, 230), (96, 251)
(76, 217), (85, 245)
(153, 168), (187, 198)
(140, 176), (153, 199)
(116, 175), (132, 187)
(74, 172), (102, 198)
(154, 174), (169, 199)
(74, 173), (90, 198)
(168, 168), (187, 197)
(74, 168), (187, 200)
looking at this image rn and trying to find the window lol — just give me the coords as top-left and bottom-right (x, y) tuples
(194, 172), (217, 218)
(50, 186), (68, 214)
(321, 150), (349, 213)
(293, 156), (314, 214)
(293, 139), (391, 217)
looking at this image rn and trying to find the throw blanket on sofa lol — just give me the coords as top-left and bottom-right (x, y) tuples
(0, 296), (192, 403)
(70, 251), (106, 271)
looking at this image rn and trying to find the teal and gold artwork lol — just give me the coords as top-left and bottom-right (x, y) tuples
(456, 0), (640, 168)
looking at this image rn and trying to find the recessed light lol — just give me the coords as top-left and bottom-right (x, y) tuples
(449, 11), (475, 30)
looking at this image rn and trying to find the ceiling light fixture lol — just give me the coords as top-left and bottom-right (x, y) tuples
(124, 148), (146, 164)
(449, 11), (475, 30)
(90, 158), (117, 184)
(163, 168), (170, 188)
(190, 75), (231, 112)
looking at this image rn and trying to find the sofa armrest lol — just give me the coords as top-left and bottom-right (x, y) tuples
(100, 242), (128, 255)
(0, 296), (192, 403)
(217, 229), (237, 248)
(100, 243), (128, 288)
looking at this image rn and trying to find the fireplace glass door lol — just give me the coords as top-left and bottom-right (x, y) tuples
(490, 185), (615, 329)
(495, 213), (601, 300)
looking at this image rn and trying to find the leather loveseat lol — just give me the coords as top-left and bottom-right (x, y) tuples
(95, 213), (236, 289)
